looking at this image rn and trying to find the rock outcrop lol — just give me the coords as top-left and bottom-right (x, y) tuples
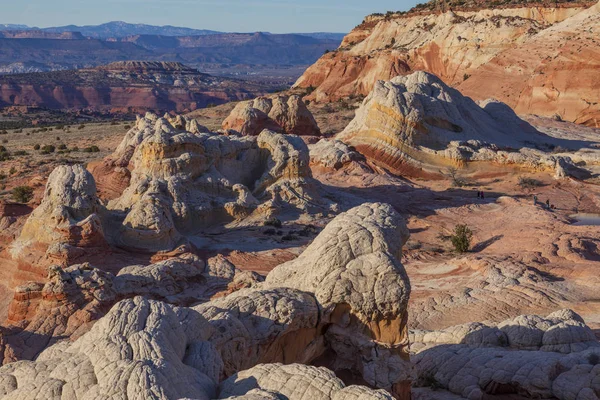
(337, 71), (591, 177)
(222, 95), (321, 136)
(413, 310), (600, 399)
(219, 364), (394, 400)
(458, 1), (600, 127)
(0, 202), (412, 399)
(309, 139), (364, 170)
(294, 2), (599, 126)
(105, 114), (328, 251)
(0, 253), (255, 365)
(9, 165), (107, 279)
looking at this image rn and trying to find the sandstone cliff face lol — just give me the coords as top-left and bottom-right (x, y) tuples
(336, 71), (592, 177)
(222, 95), (321, 136)
(295, 2), (598, 126)
(0, 203), (412, 399)
(458, 1), (600, 127)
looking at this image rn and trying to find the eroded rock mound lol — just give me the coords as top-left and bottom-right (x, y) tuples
(338, 71), (589, 177)
(309, 139), (365, 170)
(105, 114), (328, 251)
(0, 254), (252, 365)
(0, 203), (412, 399)
(222, 95), (321, 136)
(9, 165), (107, 278)
(219, 364), (394, 400)
(414, 311), (600, 399)
(411, 309), (598, 354)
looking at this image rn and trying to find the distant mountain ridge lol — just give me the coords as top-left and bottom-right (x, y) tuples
(0, 60), (267, 112)
(0, 21), (346, 40)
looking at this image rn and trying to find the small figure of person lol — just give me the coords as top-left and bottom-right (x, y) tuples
(534, 195), (538, 205)
(481, 191), (485, 199)
(477, 191), (481, 199)
(546, 199), (550, 209)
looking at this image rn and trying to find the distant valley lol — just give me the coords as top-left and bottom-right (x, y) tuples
(0, 61), (268, 113)
(0, 21), (344, 77)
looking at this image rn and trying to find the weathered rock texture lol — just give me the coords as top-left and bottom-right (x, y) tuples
(222, 95), (321, 136)
(105, 114), (328, 251)
(413, 310), (600, 399)
(337, 71), (591, 177)
(458, 1), (600, 127)
(0, 202), (412, 399)
(295, 2), (599, 126)
(309, 139), (365, 170)
(0, 254), (252, 365)
(9, 165), (107, 280)
(219, 364), (394, 400)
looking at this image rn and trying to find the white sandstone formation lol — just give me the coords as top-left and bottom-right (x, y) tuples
(10, 165), (107, 273)
(413, 310), (600, 399)
(219, 364), (394, 399)
(337, 71), (589, 178)
(309, 138), (364, 170)
(222, 94), (321, 136)
(93, 113), (331, 251)
(0, 203), (413, 399)
(0, 254), (252, 365)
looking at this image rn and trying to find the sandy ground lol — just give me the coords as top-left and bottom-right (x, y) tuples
(0, 121), (130, 203)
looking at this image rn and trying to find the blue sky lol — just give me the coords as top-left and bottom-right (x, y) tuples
(1, 0), (421, 33)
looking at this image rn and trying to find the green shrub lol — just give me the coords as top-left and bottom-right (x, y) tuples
(13, 150), (28, 156)
(83, 145), (100, 153)
(450, 224), (473, 253)
(58, 144), (67, 150)
(264, 217), (282, 228)
(12, 186), (33, 203)
(78, 124), (85, 130)
(33, 144), (40, 150)
(518, 176), (543, 191)
(41, 145), (56, 154)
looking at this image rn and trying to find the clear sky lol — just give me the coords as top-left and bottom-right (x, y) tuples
(1, 0), (421, 33)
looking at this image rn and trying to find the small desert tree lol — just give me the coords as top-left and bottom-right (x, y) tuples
(12, 186), (34, 203)
(450, 224), (473, 253)
(446, 166), (466, 187)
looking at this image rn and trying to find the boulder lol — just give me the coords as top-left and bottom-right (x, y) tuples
(223, 95), (321, 136)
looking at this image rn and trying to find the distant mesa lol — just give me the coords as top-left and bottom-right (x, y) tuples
(0, 61), (265, 113)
